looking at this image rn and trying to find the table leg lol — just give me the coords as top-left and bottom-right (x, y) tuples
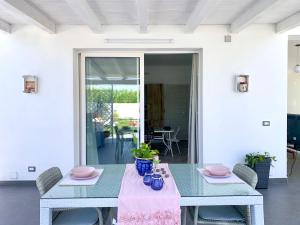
(40, 207), (52, 225)
(251, 204), (264, 225)
(181, 207), (187, 225)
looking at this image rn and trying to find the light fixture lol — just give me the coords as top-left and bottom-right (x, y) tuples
(104, 38), (174, 44)
(106, 76), (123, 81)
(294, 44), (300, 73)
(86, 77), (102, 81)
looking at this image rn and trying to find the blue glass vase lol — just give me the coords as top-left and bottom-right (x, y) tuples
(135, 158), (153, 176)
(151, 174), (164, 191)
(143, 171), (153, 186)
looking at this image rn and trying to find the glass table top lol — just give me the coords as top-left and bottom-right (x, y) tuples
(42, 164), (261, 199)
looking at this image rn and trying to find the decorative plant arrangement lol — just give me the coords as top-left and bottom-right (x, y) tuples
(131, 143), (159, 160)
(131, 143), (159, 176)
(153, 155), (161, 169)
(245, 152), (276, 189)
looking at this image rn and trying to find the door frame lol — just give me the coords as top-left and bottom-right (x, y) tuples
(74, 48), (203, 166)
(79, 52), (144, 165)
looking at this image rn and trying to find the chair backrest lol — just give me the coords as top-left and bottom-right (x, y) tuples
(233, 164), (258, 188)
(36, 167), (62, 196)
(173, 127), (180, 139)
(114, 126), (120, 140)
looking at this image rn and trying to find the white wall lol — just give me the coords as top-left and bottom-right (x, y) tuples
(145, 65), (191, 85)
(288, 40), (300, 114)
(0, 25), (287, 180)
(163, 84), (190, 140)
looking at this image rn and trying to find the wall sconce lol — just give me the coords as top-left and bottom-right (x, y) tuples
(236, 75), (249, 92)
(23, 75), (38, 93)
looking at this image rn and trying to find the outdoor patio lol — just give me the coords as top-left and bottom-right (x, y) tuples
(1, 1), (300, 225)
(0, 154), (298, 225)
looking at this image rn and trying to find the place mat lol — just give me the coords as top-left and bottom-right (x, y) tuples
(197, 168), (245, 184)
(59, 169), (103, 186)
(118, 163), (181, 225)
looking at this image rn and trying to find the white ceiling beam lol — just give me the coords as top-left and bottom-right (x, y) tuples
(276, 12), (300, 33)
(230, 0), (280, 33)
(0, 18), (11, 33)
(111, 58), (125, 77)
(136, 0), (148, 33)
(185, 0), (220, 32)
(0, 0), (55, 33)
(65, 0), (101, 33)
(90, 60), (107, 80)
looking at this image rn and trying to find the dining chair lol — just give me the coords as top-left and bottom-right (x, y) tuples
(114, 126), (133, 158)
(166, 127), (181, 155)
(114, 126), (123, 157)
(193, 164), (258, 225)
(36, 167), (103, 225)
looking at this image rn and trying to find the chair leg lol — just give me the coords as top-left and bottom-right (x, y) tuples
(120, 140), (124, 156)
(115, 142), (119, 160)
(170, 143), (174, 157)
(176, 142), (181, 155)
(164, 147), (168, 156)
(95, 208), (103, 225)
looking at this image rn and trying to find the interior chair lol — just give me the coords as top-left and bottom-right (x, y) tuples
(36, 167), (103, 225)
(114, 126), (133, 157)
(193, 164), (258, 225)
(166, 127), (181, 155)
(149, 128), (165, 145)
(114, 126), (123, 156)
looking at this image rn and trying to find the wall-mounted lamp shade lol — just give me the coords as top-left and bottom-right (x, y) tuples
(294, 65), (300, 73)
(23, 75), (38, 93)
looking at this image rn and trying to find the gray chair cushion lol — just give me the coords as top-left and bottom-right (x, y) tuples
(198, 206), (245, 222)
(54, 208), (98, 225)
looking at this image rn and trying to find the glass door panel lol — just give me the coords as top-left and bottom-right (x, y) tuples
(84, 56), (142, 165)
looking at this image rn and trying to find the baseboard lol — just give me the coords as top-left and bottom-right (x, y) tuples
(269, 178), (288, 184)
(0, 180), (36, 186)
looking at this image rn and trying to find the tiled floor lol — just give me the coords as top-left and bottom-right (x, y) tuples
(0, 153), (299, 225)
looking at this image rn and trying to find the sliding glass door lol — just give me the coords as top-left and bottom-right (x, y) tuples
(81, 53), (144, 165)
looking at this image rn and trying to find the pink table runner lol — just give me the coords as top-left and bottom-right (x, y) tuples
(117, 163), (181, 225)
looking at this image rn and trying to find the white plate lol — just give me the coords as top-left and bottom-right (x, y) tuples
(202, 169), (232, 178)
(70, 170), (99, 180)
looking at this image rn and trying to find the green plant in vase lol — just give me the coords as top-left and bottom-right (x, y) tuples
(245, 152), (276, 168)
(131, 143), (159, 159)
(245, 152), (276, 189)
(131, 143), (159, 176)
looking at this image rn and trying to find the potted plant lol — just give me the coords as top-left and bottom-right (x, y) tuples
(103, 130), (110, 138)
(245, 152), (276, 189)
(131, 143), (159, 176)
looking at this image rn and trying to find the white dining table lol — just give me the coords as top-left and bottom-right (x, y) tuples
(153, 129), (174, 157)
(40, 164), (264, 225)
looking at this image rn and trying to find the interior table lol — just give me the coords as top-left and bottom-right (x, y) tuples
(40, 164), (264, 225)
(153, 129), (174, 156)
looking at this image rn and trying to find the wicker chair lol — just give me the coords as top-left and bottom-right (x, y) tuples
(36, 167), (103, 225)
(193, 164), (258, 225)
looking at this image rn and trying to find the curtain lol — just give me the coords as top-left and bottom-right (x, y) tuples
(146, 84), (164, 128)
(188, 54), (199, 163)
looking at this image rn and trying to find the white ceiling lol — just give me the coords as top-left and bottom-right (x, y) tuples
(0, 0), (300, 33)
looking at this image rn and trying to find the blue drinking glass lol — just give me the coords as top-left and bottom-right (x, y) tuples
(143, 171), (153, 186)
(151, 173), (164, 191)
